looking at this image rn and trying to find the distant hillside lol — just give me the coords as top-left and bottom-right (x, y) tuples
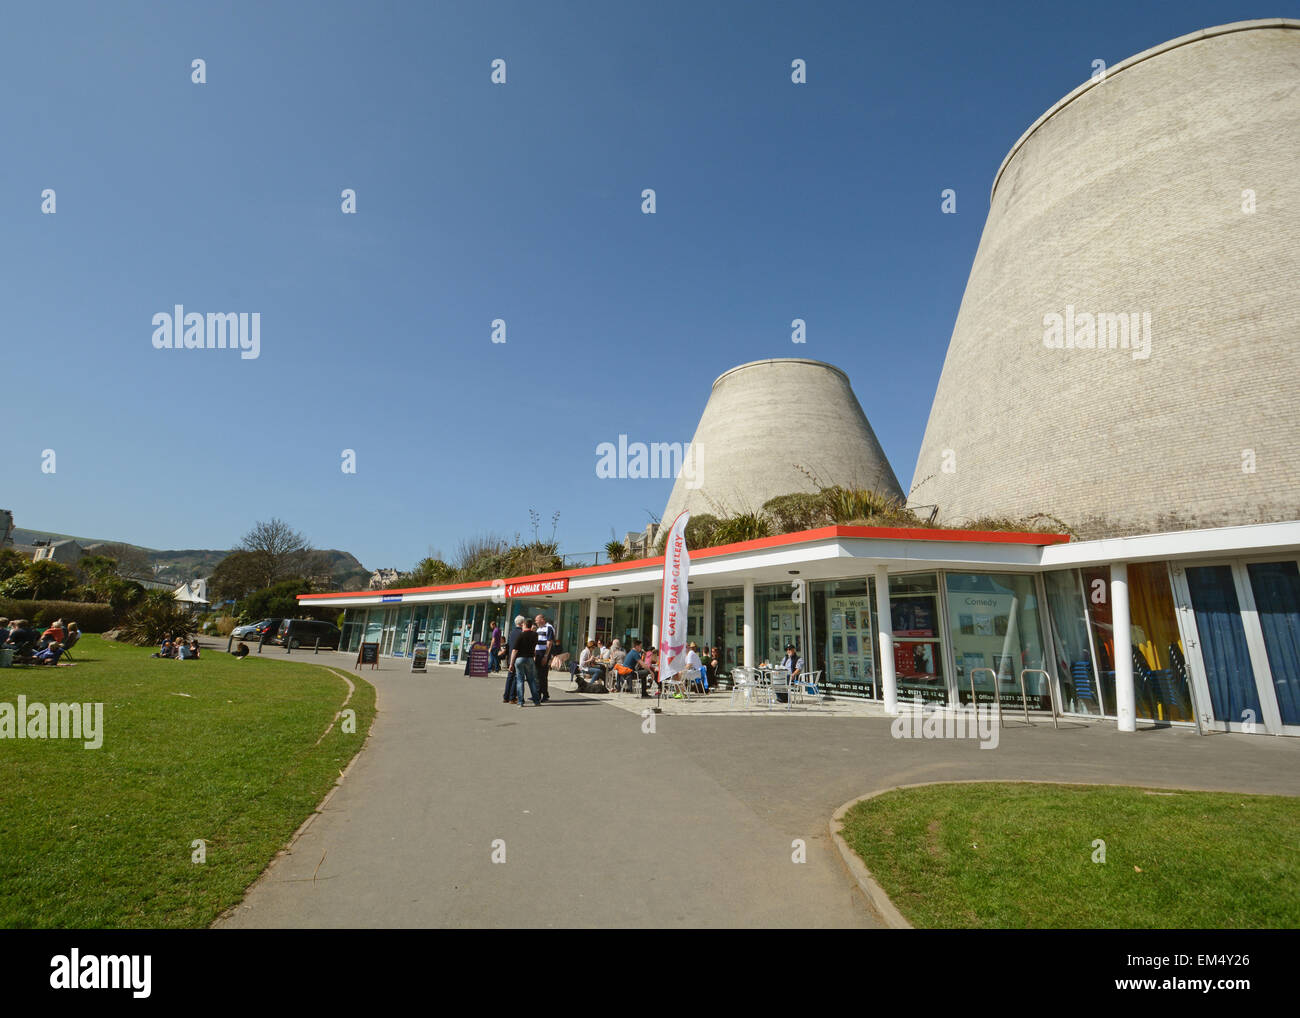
(12, 528), (370, 590)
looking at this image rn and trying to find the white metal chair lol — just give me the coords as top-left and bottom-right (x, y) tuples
(730, 666), (759, 707)
(791, 669), (824, 703)
(661, 668), (689, 700)
(766, 668), (793, 709)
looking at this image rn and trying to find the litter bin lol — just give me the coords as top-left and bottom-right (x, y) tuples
(0, 648), (13, 668)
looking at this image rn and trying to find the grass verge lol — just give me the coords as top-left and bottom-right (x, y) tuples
(839, 781), (1300, 928)
(0, 636), (375, 928)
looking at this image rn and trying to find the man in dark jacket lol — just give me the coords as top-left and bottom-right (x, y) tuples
(502, 615), (525, 703)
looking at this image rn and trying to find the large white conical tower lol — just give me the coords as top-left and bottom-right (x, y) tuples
(661, 358), (902, 524)
(911, 19), (1300, 537)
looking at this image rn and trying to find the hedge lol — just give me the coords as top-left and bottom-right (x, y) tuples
(0, 600), (117, 632)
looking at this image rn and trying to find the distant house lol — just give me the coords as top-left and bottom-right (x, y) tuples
(368, 568), (400, 590)
(173, 579), (210, 611)
(32, 539), (85, 566)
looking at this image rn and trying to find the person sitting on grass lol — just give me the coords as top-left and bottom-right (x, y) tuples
(152, 637), (174, 659)
(7, 620), (40, 652)
(33, 642), (65, 666)
(232, 642), (250, 659)
(178, 639), (198, 660)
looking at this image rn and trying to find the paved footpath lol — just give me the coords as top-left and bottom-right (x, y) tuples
(216, 650), (1300, 928)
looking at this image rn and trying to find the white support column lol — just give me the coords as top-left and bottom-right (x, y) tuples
(875, 565), (898, 714)
(702, 588), (713, 647)
(652, 588), (662, 651)
(1111, 562), (1136, 732)
(587, 596), (598, 643)
(743, 578), (756, 668)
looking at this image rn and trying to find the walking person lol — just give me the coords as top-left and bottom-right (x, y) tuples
(488, 621), (504, 674)
(534, 613), (556, 703)
(510, 618), (540, 708)
(503, 615), (525, 703)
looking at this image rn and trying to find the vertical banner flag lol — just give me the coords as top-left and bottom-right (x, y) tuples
(659, 510), (691, 679)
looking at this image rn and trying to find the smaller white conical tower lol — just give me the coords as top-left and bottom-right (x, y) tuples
(661, 358), (903, 523)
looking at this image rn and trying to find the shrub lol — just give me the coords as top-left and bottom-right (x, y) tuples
(116, 597), (194, 646)
(762, 493), (831, 533)
(0, 600), (116, 633)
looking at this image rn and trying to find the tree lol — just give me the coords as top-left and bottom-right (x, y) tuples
(25, 560), (74, 600)
(209, 550), (269, 602)
(0, 548), (29, 582)
(604, 540), (626, 563)
(238, 579), (316, 622)
(237, 518), (321, 589)
(93, 542), (153, 579)
(393, 557), (456, 588)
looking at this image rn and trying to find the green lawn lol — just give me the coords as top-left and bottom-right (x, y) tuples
(0, 636), (375, 928)
(840, 782), (1300, 928)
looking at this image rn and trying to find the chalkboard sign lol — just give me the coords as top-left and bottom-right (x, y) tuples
(464, 640), (490, 677)
(357, 642), (380, 669)
(411, 640), (428, 673)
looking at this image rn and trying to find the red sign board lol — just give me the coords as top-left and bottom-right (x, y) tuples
(504, 578), (569, 598)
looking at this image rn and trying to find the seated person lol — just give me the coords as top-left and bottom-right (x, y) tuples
(636, 646), (658, 698)
(232, 642), (251, 659)
(578, 640), (605, 685)
(33, 642), (65, 666)
(615, 639), (642, 693)
(40, 619), (66, 647)
(152, 638), (174, 659)
(178, 640), (198, 660)
(686, 642), (708, 693)
(6, 620), (40, 651)
(783, 644), (804, 678)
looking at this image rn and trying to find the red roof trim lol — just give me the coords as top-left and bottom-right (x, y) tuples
(298, 525), (1069, 601)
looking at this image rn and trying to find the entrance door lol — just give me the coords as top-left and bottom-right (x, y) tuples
(1172, 560), (1298, 735)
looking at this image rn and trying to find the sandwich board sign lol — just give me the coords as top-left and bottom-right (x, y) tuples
(357, 642), (379, 669)
(411, 640), (429, 673)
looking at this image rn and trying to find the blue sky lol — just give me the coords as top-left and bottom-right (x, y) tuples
(1, 0), (1283, 569)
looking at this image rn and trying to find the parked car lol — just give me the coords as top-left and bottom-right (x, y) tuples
(275, 619), (341, 650)
(232, 618), (284, 642)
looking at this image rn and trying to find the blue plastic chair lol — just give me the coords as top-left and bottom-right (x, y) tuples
(1070, 660), (1099, 713)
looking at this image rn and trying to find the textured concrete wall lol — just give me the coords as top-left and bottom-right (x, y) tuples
(910, 20), (1300, 538)
(661, 358), (902, 524)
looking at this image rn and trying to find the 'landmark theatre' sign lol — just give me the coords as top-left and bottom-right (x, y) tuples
(504, 578), (569, 598)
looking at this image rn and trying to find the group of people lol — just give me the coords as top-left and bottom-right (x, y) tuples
(574, 638), (714, 698)
(151, 635), (202, 660)
(1, 617), (78, 666)
(497, 613), (559, 708)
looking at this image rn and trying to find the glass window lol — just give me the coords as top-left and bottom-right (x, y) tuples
(811, 579), (876, 699)
(392, 607), (413, 656)
(888, 572), (947, 706)
(1085, 562), (1193, 723)
(709, 587), (744, 672)
(1247, 561), (1300, 726)
(1043, 570), (1104, 715)
(945, 573), (1050, 710)
(755, 583), (803, 667)
(363, 609), (383, 645)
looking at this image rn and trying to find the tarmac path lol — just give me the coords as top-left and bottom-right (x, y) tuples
(214, 649), (1300, 928)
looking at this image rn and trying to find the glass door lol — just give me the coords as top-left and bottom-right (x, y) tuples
(379, 607), (398, 656)
(1172, 560), (1295, 735)
(1245, 561), (1300, 733)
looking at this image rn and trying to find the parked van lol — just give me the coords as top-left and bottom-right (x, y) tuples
(275, 619), (341, 650)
